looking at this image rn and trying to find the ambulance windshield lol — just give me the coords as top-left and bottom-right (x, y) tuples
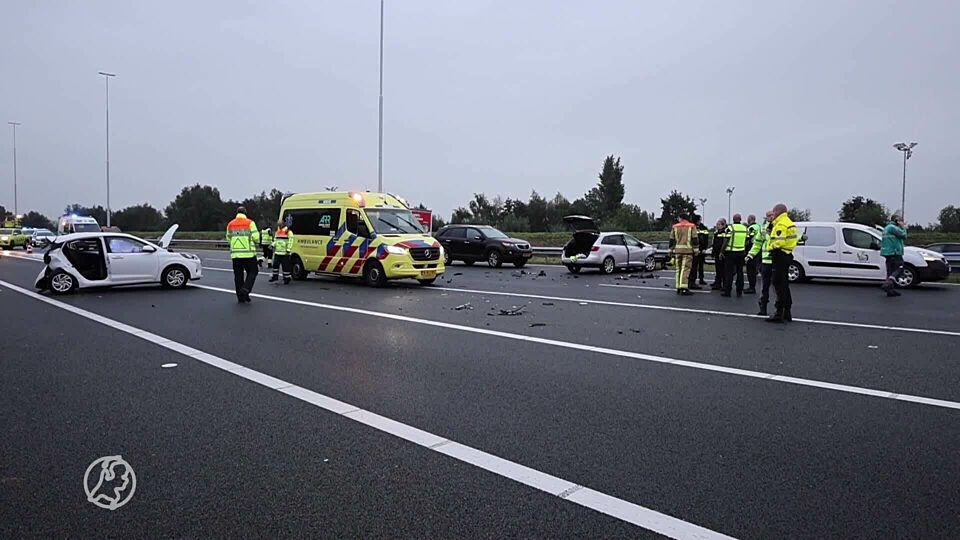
(366, 209), (425, 234)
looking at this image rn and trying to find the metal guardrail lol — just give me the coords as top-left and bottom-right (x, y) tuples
(154, 237), (566, 256)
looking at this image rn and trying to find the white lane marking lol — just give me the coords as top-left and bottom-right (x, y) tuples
(0, 279), (732, 540)
(6, 253), (958, 335)
(161, 363), (178, 368)
(600, 283), (711, 294)
(181, 282), (960, 411)
(429, 286), (960, 338)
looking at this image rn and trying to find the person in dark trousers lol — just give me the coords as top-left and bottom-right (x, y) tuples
(268, 220), (293, 285)
(744, 214), (759, 294)
(721, 213), (748, 297)
(688, 214), (709, 289)
(710, 218), (728, 290)
(747, 211), (775, 315)
(766, 203), (799, 323)
(880, 213), (907, 297)
(226, 206), (261, 303)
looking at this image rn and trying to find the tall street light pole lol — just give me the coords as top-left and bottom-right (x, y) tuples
(698, 197), (707, 219)
(725, 187), (735, 222)
(8, 121), (21, 218)
(377, 0), (384, 192)
(99, 71), (116, 227)
(892, 142), (917, 221)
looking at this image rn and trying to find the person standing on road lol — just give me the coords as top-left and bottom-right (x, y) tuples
(269, 220), (293, 285)
(710, 218), (728, 291)
(261, 227), (274, 267)
(766, 203), (799, 323)
(670, 214), (699, 296)
(226, 206), (261, 303)
(880, 213), (908, 297)
(721, 214), (749, 297)
(688, 214), (709, 289)
(747, 211), (775, 315)
(744, 214), (760, 294)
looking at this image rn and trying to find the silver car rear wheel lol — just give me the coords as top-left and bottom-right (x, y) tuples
(602, 256), (616, 275)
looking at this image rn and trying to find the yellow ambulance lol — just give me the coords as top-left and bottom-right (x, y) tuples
(280, 191), (445, 286)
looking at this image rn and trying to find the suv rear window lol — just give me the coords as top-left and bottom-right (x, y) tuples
(442, 227), (466, 238)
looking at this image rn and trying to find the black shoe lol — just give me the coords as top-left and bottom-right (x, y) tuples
(766, 311), (784, 323)
(744, 288), (756, 294)
(283, 279), (291, 285)
(886, 289), (901, 297)
(736, 291), (743, 297)
(268, 276), (278, 282)
(699, 280), (707, 285)
(757, 307), (768, 316)
(711, 285), (722, 290)
(720, 292), (731, 297)
(678, 289), (693, 296)
(689, 285), (703, 290)
(783, 309), (792, 322)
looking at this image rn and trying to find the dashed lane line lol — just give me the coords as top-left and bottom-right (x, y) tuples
(0, 278), (734, 540)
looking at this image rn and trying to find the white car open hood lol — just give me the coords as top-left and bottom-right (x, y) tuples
(158, 224), (179, 249)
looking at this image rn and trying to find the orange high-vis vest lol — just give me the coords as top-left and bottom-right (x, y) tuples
(226, 213), (260, 259)
(671, 219), (697, 254)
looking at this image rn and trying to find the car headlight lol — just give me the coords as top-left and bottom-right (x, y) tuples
(501, 241), (514, 247)
(180, 252), (199, 260)
(385, 245), (408, 255)
(0, 236), (8, 241)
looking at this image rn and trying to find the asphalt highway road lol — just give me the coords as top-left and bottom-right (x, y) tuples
(2, 248), (959, 539)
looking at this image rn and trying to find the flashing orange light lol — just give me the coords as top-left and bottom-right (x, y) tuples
(349, 192), (365, 207)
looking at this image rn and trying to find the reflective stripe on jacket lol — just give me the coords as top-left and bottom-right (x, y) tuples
(671, 219), (698, 254)
(273, 227), (292, 255)
(748, 220), (772, 264)
(725, 223), (748, 252)
(768, 213), (798, 254)
(226, 213), (260, 259)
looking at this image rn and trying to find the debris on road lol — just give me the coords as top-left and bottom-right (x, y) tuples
(453, 303), (473, 311)
(542, 302), (554, 306)
(498, 306), (526, 316)
(454, 272), (463, 276)
(630, 328), (642, 334)
(537, 270), (547, 277)
(529, 323), (546, 327)
(617, 331), (623, 335)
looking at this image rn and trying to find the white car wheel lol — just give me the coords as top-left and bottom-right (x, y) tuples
(162, 266), (188, 289)
(895, 265), (916, 288)
(602, 256), (616, 275)
(50, 271), (76, 295)
(644, 255), (655, 270)
(787, 261), (804, 282)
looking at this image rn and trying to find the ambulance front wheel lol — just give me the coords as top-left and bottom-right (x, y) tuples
(363, 260), (388, 287)
(291, 256), (309, 281)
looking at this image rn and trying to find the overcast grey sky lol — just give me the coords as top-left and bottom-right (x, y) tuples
(2, 1), (958, 225)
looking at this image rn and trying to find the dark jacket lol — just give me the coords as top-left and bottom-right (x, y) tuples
(696, 223), (710, 251)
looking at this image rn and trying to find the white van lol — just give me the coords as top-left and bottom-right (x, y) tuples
(57, 215), (101, 235)
(790, 221), (950, 287)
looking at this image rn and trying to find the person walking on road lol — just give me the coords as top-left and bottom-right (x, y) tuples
(260, 227), (274, 267)
(744, 214), (760, 294)
(721, 213), (749, 297)
(766, 203), (799, 323)
(747, 211), (775, 315)
(226, 206), (261, 303)
(688, 214), (709, 289)
(710, 218), (728, 291)
(670, 214), (699, 296)
(268, 220), (294, 285)
(881, 213), (908, 297)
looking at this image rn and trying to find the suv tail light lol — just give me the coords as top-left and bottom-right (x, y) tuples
(591, 246), (600, 252)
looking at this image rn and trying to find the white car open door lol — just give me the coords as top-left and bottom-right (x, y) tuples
(157, 224), (179, 249)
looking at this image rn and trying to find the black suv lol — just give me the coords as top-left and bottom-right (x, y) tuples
(434, 225), (533, 268)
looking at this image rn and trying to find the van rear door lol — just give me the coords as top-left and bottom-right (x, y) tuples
(797, 225), (841, 278)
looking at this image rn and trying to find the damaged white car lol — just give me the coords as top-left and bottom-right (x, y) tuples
(35, 225), (202, 295)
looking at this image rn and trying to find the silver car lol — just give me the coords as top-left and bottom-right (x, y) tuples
(560, 215), (656, 274)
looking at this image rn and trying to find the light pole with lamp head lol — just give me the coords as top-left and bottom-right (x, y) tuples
(725, 187), (735, 222)
(892, 142), (917, 221)
(698, 197), (707, 220)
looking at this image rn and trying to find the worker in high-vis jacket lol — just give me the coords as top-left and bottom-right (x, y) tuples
(720, 213), (749, 297)
(670, 214), (699, 296)
(747, 210), (775, 316)
(268, 220), (293, 285)
(226, 206), (261, 303)
(744, 214), (760, 294)
(260, 227), (274, 266)
(766, 203), (799, 323)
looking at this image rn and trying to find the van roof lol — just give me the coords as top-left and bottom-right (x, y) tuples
(282, 191), (408, 210)
(60, 215), (99, 223)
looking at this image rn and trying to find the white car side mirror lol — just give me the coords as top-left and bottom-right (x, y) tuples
(142, 245), (157, 253)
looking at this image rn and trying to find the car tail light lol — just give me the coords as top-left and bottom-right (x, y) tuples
(591, 246), (600, 252)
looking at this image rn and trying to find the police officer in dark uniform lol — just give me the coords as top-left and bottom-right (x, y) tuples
(710, 218), (728, 291)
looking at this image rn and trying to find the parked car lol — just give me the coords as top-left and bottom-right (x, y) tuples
(0, 228), (30, 250)
(650, 240), (672, 269)
(34, 225), (202, 295)
(789, 221), (950, 287)
(924, 243), (960, 274)
(31, 229), (56, 247)
(434, 224), (533, 268)
(560, 216), (656, 274)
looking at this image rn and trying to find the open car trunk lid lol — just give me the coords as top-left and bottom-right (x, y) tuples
(562, 215), (599, 233)
(158, 224), (179, 249)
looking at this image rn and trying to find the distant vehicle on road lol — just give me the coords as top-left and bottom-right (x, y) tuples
(560, 216), (656, 274)
(30, 229), (56, 247)
(790, 221), (950, 287)
(924, 243), (960, 273)
(650, 240), (671, 269)
(0, 228), (30, 250)
(57, 215), (101, 235)
(35, 225), (202, 295)
(434, 225), (532, 268)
